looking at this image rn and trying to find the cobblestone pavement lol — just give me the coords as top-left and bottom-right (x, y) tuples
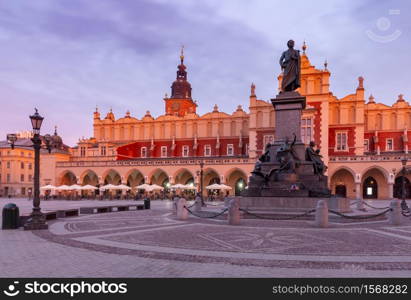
(1, 198), (411, 277)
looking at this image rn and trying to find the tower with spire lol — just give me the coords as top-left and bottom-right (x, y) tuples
(164, 46), (197, 117)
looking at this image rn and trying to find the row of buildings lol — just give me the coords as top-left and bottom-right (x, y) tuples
(1, 45), (411, 200)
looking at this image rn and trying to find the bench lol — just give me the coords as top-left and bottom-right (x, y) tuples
(56, 209), (79, 218)
(79, 204), (145, 214)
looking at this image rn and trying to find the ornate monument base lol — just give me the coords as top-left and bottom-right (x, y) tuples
(239, 91), (349, 213)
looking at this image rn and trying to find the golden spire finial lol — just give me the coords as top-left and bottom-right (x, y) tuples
(302, 40), (307, 53)
(180, 44), (184, 63)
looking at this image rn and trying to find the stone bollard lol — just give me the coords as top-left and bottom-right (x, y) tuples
(194, 196), (202, 212)
(315, 200), (328, 228)
(228, 198), (241, 225)
(224, 196), (231, 207)
(176, 197), (188, 220)
(388, 199), (402, 226)
(172, 197), (179, 213)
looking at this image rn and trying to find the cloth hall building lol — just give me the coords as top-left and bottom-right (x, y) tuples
(6, 46), (411, 200)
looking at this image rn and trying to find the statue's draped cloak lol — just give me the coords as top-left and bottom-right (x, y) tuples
(280, 49), (301, 92)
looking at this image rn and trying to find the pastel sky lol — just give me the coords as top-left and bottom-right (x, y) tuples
(0, 0), (410, 146)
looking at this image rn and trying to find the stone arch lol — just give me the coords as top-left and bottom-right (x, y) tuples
(125, 169), (145, 188)
(102, 169), (121, 185)
(361, 166), (389, 199)
(203, 168), (220, 186)
(80, 169), (99, 186)
(57, 170), (77, 185)
(394, 172), (411, 199)
(173, 168), (194, 185)
(149, 168), (169, 187)
(225, 168), (248, 196)
(329, 167), (356, 198)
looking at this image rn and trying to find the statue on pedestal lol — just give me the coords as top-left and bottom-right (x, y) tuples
(305, 141), (327, 175)
(279, 40), (301, 92)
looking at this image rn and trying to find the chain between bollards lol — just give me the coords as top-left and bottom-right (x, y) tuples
(184, 206), (229, 219)
(239, 208), (316, 220)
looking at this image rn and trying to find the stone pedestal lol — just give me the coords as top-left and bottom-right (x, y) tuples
(228, 198), (241, 225)
(315, 200), (329, 228)
(176, 198), (188, 220)
(271, 91), (306, 143)
(388, 199), (402, 226)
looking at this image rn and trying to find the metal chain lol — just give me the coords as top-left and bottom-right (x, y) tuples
(206, 202), (225, 207)
(239, 208), (316, 221)
(184, 206), (228, 219)
(328, 208), (392, 219)
(361, 201), (390, 210)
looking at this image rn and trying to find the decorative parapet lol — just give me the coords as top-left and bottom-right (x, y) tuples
(329, 154), (410, 162)
(56, 156), (252, 168)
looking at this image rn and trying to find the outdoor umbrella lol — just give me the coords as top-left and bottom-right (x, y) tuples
(81, 185), (98, 190)
(117, 184), (131, 190)
(206, 183), (222, 190)
(170, 183), (187, 190)
(135, 183), (151, 190)
(40, 184), (56, 190)
(55, 185), (71, 191)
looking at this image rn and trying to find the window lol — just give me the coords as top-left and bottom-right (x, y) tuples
(100, 146), (106, 156)
(364, 139), (369, 152)
(386, 138), (394, 151)
(141, 147), (147, 158)
(6, 161), (10, 168)
(161, 146), (167, 158)
(263, 135), (274, 147)
(227, 144), (234, 156)
(7, 174), (10, 183)
(20, 174), (24, 182)
(182, 145), (189, 157)
(80, 147), (86, 157)
(29, 174), (32, 182)
(21, 162), (24, 169)
(245, 144), (249, 156)
(301, 118), (313, 145)
(336, 132), (348, 151)
(28, 152), (32, 157)
(204, 145), (211, 157)
(28, 163), (32, 170)
(21, 151), (24, 157)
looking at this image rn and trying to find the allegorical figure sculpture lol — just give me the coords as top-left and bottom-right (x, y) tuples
(279, 40), (301, 92)
(276, 134), (299, 173)
(305, 141), (327, 175)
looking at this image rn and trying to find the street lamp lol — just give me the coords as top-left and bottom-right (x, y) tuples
(401, 157), (409, 211)
(196, 160), (205, 205)
(7, 108), (51, 230)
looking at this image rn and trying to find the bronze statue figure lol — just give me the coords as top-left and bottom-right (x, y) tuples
(276, 134), (299, 173)
(305, 141), (327, 175)
(279, 40), (301, 92)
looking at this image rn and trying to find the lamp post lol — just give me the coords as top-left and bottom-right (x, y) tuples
(7, 109), (51, 230)
(196, 160), (205, 205)
(401, 157), (409, 211)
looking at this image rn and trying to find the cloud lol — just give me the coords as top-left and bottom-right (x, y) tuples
(0, 0), (410, 146)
